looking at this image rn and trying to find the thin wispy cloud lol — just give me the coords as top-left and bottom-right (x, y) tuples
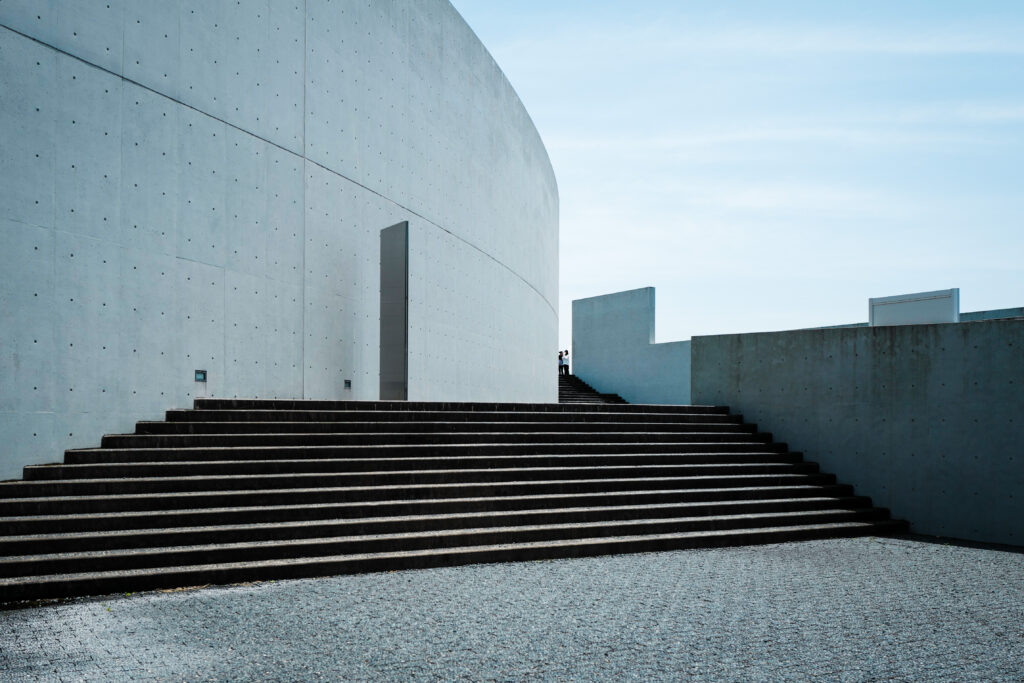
(892, 103), (1024, 124)
(547, 124), (1009, 155)
(495, 23), (1024, 74)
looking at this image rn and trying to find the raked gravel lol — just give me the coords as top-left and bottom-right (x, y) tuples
(1, 535), (1022, 681)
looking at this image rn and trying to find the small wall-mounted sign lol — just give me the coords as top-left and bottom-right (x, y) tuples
(195, 370), (208, 383)
(344, 379), (352, 389)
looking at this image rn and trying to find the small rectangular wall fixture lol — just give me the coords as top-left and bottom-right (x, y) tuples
(869, 288), (959, 327)
(194, 369), (208, 398)
(379, 222), (409, 400)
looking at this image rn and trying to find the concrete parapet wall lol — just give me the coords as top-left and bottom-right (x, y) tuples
(0, 1), (557, 479)
(572, 288), (691, 404)
(691, 319), (1024, 545)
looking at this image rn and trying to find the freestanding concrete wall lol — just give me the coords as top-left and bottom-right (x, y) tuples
(691, 319), (1024, 546)
(0, 1), (558, 479)
(572, 288), (691, 404)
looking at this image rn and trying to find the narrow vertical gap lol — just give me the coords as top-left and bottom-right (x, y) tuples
(380, 222), (409, 400)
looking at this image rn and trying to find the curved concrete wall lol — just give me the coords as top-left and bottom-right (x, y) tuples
(0, 1), (558, 479)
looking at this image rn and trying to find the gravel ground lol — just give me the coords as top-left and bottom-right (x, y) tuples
(1, 535), (1022, 682)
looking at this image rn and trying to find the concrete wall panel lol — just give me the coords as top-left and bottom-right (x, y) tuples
(262, 279), (305, 400)
(0, 220), (55, 413)
(224, 128), (269, 279)
(0, 2), (557, 479)
(869, 288), (959, 327)
(176, 107), (227, 267)
(691, 320), (1024, 546)
(0, 31), (57, 228)
(174, 259), (224, 407)
(54, 56), (121, 241)
(264, 146), (305, 286)
(120, 86), (179, 256)
(408, 225), (557, 402)
(261, 2), (305, 151)
(224, 270), (267, 399)
(123, 0), (181, 102)
(0, 412), (56, 470)
(0, 1), (59, 46)
(52, 231), (121, 414)
(118, 247), (178, 415)
(572, 288), (692, 404)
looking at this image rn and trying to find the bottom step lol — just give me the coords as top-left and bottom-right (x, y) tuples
(0, 520), (906, 602)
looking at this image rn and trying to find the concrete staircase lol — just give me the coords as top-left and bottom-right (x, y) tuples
(0, 399), (906, 602)
(559, 374), (626, 404)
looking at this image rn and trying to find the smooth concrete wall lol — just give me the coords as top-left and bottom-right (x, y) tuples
(961, 307), (1024, 322)
(572, 288), (691, 404)
(691, 319), (1024, 546)
(869, 288), (959, 327)
(0, 1), (558, 479)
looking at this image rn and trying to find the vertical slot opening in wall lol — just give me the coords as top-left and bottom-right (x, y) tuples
(379, 222), (409, 400)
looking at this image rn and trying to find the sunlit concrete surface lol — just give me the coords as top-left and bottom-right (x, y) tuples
(573, 288), (691, 405)
(0, 1), (559, 480)
(2, 536), (1022, 681)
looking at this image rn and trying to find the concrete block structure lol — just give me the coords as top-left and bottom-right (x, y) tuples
(0, 1), (558, 479)
(691, 320), (1024, 546)
(869, 288), (959, 326)
(572, 288), (691, 405)
(571, 286), (1023, 545)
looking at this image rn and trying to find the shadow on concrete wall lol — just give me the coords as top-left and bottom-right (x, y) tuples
(572, 288), (691, 405)
(691, 319), (1024, 546)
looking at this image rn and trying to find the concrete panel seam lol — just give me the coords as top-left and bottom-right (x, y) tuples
(0, 21), (555, 317)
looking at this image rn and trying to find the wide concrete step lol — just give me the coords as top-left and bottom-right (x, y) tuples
(191, 399), (726, 414)
(3, 469), (827, 497)
(63, 442), (787, 465)
(100, 431), (769, 449)
(0, 520), (908, 602)
(0, 482), (850, 517)
(136, 420), (755, 435)
(166, 409), (741, 424)
(558, 377), (626, 404)
(0, 509), (891, 578)
(0, 496), (873, 547)
(24, 460), (816, 483)
(0, 509), (888, 565)
(559, 396), (620, 400)
(38, 452), (803, 478)
(29, 454), (806, 481)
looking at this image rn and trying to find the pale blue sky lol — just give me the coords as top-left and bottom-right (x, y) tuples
(451, 1), (1024, 347)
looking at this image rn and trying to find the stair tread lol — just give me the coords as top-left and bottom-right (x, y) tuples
(2, 472), (820, 491)
(0, 483), (843, 506)
(29, 461), (798, 475)
(70, 441), (772, 453)
(1, 503), (873, 545)
(171, 409), (726, 418)
(191, 400), (716, 408)
(136, 421), (747, 429)
(51, 454), (790, 469)
(111, 431), (758, 441)
(0, 495), (862, 527)
(0, 520), (899, 584)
